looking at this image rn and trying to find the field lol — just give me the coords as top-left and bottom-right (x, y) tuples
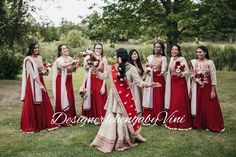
(0, 68), (236, 157)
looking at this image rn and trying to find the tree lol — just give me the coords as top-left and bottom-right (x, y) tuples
(196, 0), (236, 42)
(2, 0), (36, 49)
(93, 0), (236, 53)
(66, 29), (86, 48)
(81, 11), (106, 41)
(0, 0), (36, 79)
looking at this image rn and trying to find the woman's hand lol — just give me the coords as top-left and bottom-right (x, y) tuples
(144, 82), (162, 88)
(40, 84), (46, 92)
(151, 82), (162, 88)
(100, 86), (106, 95)
(72, 59), (79, 65)
(176, 71), (184, 78)
(211, 88), (216, 99)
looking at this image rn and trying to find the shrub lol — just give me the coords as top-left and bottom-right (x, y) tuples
(0, 47), (24, 79)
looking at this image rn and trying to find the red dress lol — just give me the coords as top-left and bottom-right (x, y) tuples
(53, 56), (78, 126)
(191, 59), (224, 132)
(21, 57), (58, 133)
(82, 73), (107, 120)
(55, 74), (77, 126)
(164, 57), (192, 130)
(143, 71), (166, 125)
(143, 55), (167, 125)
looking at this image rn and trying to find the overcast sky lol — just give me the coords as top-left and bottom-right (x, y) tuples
(28, 0), (106, 26)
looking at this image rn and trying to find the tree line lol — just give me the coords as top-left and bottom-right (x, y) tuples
(0, 0), (236, 79)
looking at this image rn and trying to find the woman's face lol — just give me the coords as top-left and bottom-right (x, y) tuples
(196, 48), (206, 60)
(114, 53), (121, 64)
(154, 43), (162, 54)
(95, 44), (103, 55)
(61, 45), (68, 56)
(171, 46), (180, 57)
(131, 51), (139, 61)
(33, 44), (39, 55)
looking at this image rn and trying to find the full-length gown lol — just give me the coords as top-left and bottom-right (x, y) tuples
(164, 57), (192, 130)
(90, 63), (147, 153)
(21, 56), (58, 132)
(190, 59), (224, 132)
(143, 55), (167, 125)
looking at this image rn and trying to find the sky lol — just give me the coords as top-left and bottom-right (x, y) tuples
(28, 0), (106, 26)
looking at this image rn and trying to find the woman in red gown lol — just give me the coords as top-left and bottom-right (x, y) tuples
(164, 44), (192, 130)
(142, 41), (167, 125)
(53, 44), (79, 127)
(190, 46), (224, 132)
(81, 43), (108, 123)
(20, 43), (58, 133)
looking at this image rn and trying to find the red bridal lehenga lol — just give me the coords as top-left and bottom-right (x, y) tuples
(143, 55), (167, 125)
(90, 63), (146, 153)
(190, 59), (224, 132)
(20, 56), (58, 133)
(82, 57), (108, 122)
(53, 56), (77, 126)
(164, 57), (192, 130)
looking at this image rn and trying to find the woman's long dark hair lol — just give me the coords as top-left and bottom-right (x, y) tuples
(94, 43), (104, 57)
(26, 43), (38, 56)
(116, 48), (129, 80)
(153, 41), (166, 56)
(57, 44), (67, 58)
(171, 44), (182, 57)
(197, 45), (210, 59)
(129, 49), (144, 76)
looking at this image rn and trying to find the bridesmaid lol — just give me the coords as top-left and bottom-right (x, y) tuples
(90, 48), (161, 153)
(164, 44), (192, 130)
(20, 43), (58, 133)
(129, 49), (145, 117)
(190, 46), (224, 132)
(52, 44), (79, 126)
(142, 41), (167, 125)
(81, 43), (108, 123)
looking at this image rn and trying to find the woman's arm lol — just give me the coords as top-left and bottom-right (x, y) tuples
(26, 60), (46, 92)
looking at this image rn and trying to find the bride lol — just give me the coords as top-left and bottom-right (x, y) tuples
(90, 48), (161, 153)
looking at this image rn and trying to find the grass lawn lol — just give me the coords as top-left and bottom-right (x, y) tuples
(0, 68), (235, 157)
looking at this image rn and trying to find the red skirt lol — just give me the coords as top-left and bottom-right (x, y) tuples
(55, 74), (77, 126)
(192, 77), (224, 132)
(143, 71), (165, 125)
(21, 75), (58, 133)
(164, 75), (192, 130)
(82, 73), (107, 121)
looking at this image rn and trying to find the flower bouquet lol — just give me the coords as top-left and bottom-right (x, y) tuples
(40, 63), (52, 76)
(191, 71), (208, 88)
(146, 64), (153, 74)
(174, 61), (185, 73)
(81, 49), (101, 71)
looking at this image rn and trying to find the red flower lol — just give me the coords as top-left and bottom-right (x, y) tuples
(174, 61), (185, 72)
(175, 61), (181, 66)
(194, 72), (199, 78)
(43, 64), (48, 68)
(179, 64), (185, 71)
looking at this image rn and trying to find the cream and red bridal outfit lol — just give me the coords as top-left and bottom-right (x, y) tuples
(164, 57), (192, 130)
(143, 55), (167, 124)
(82, 57), (108, 121)
(90, 63), (146, 153)
(20, 56), (58, 133)
(52, 56), (77, 126)
(190, 59), (224, 132)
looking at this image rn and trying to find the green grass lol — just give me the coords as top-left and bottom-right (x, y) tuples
(0, 70), (236, 157)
